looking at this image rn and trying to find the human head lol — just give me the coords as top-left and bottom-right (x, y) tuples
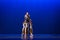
(26, 12), (29, 15)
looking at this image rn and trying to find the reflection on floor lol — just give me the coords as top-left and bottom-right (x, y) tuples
(0, 34), (60, 40)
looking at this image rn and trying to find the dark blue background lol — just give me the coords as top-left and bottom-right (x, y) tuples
(0, 0), (60, 34)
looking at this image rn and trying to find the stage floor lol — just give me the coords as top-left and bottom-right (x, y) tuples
(0, 34), (60, 40)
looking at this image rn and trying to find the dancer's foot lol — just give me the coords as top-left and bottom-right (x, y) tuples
(24, 34), (27, 39)
(30, 34), (33, 39)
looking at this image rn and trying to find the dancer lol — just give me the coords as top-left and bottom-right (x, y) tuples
(21, 12), (33, 39)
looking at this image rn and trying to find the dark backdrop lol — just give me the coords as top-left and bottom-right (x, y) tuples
(0, 0), (60, 34)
